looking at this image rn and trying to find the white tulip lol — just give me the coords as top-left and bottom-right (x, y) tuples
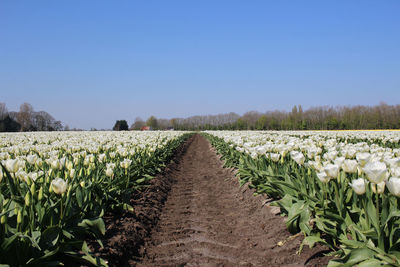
(50, 159), (60, 170)
(317, 172), (330, 183)
(28, 172), (38, 181)
(334, 157), (345, 168)
(98, 154), (106, 163)
(51, 178), (68, 195)
(349, 178), (367, 195)
(15, 169), (28, 182)
(342, 160), (358, 173)
(386, 177), (400, 197)
(363, 161), (387, 184)
(70, 168), (76, 178)
(291, 152), (305, 165)
(5, 159), (19, 173)
(26, 154), (38, 164)
(120, 158), (132, 169)
(356, 152), (371, 167)
(387, 158), (400, 169)
(391, 167), (400, 177)
(371, 181), (385, 194)
(270, 153), (280, 162)
(324, 164), (340, 179)
(105, 168), (114, 177)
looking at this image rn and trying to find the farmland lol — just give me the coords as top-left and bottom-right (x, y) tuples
(1, 130), (400, 266)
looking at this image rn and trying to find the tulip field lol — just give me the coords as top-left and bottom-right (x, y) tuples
(0, 131), (190, 266)
(204, 130), (400, 266)
(1, 130), (400, 266)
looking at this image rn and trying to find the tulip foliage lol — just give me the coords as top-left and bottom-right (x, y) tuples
(204, 130), (400, 266)
(0, 131), (191, 266)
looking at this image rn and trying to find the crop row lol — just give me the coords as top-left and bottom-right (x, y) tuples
(0, 131), (191, 266)
(204, 130), (400, 266)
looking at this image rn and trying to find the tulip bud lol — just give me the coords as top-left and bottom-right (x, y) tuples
(38, 186), (43, 200)
(66, 184), (72, 199)
(80, 181), (85, 187)
(26, 176), (32, 186)
(30, 183), (36, 197)
(70, 169), (75, 178)
(25, 191), (31, 206)
(17, 209), (22, 224)
(1, 214), (6, 224)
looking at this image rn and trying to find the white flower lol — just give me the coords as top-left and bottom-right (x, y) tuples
(356, 152), (371, 167)
(106, 163), (116, 169)
(334, 156), (345, 166)
(28, 172), (38, 181)
(324, 164), (340, 179)
(386, 177), (400, 197)
(0, 167), (3, 182)
(387, 158), (400, 169)
(391, 167), (400, 177)
(50, 159), (60, 170)
(51, 178), (68, 195)
(349, 178), (367, 195)
(26, 154), (38, 164)
(5, 159), (19, 173)
(66, 161), (73, 171)
(98, 154), (106, 163)
(317, 172), (330, 183)
(342, 160), (358, 173)
(291, 152), (305, 165)
(16, 169), (28, 182)
(236, 147), (244, 153)
(363, 161), (387, 184)
(371, 181), (385, 194)
(105, 168), (114, 177)
(120, 158), (132, 169)
(270, 153), (280, 162)
(70, 168), (75, 178)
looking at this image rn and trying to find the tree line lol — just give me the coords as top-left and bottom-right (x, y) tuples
(0, 102), (63, 132)
(126, 103), (400, 131)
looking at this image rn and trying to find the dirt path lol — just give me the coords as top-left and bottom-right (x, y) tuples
(136, 135), (329, 267)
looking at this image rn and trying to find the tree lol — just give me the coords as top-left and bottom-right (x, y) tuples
(0, 115), (21, 132)
(113, 120), (129, 131)
(130, 117), (145, 130)
(17, 102), (34, 131)
(146, 116), (158, 129)
(0, 103), (8, 119)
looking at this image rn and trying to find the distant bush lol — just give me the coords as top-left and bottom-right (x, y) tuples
(0, 115), (21, 132)
(113, 120), (129, 131)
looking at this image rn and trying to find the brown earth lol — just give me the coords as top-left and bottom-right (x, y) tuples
(96, 134), (331, 266)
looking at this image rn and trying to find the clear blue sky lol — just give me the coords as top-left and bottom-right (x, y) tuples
(1, 1), (399, 129)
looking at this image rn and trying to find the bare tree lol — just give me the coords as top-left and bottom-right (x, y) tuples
(0, 103), (8, 119)
(130, 117), (146, 130)
(17, 102), (34, 131)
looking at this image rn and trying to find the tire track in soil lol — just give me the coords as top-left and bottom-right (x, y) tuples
(136, 135), (330, 267)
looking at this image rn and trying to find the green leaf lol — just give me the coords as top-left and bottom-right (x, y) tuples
(78, 218), (105, 235)
(302, 235), (330, 248)
(40, 226), (61, 248)
(76, 186), (83, 208)
(356, 258), (390, 267)
(332, 248), (377, 267)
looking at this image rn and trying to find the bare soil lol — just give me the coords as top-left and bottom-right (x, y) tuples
(97, 134), (331, 266)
